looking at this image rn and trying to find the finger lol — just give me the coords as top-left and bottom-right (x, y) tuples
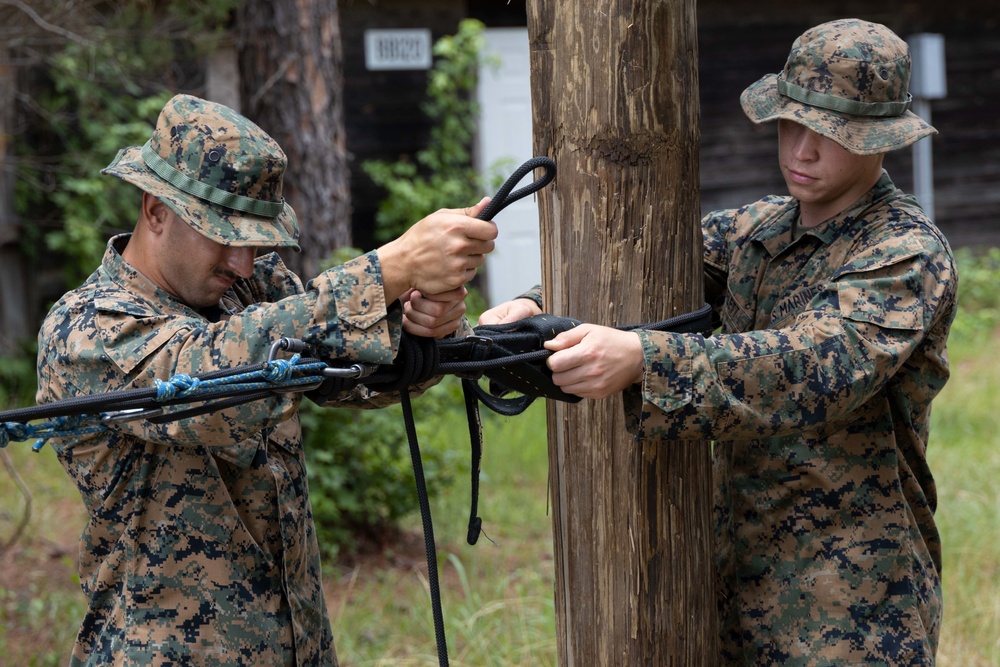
(407, 292), (467, 321)
(510, 302), (541, 322)
(463, 196), (490, 219)
(453, 215), (498, 242)
(550, 364), (614, 399)
(546, 346), (589, 374)
(403, 313), (464, 338)
(418, 286), (468, 303)
(549, 365), (597, 394)
(544, 325), (590, 352)
(406, 300), (464, 325)
(476, 307), (505, 326)
(407, 291), (456, 317)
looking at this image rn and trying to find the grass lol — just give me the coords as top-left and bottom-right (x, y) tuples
(326, 397), (559, 666)
(928, 328), (1000, 667)
(2, 298), (999, 666)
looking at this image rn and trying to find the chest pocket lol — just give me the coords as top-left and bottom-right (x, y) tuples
(721, 291), (754, 334)
(95, 296), (189, 376)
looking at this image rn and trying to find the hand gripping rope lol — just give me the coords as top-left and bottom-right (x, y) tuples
(0, 157), (715, 667)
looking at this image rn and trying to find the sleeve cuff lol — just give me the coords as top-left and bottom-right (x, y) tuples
(517, 284), (544, 310)
(635, 329), (696, 415)
(313, 250), (400, 364)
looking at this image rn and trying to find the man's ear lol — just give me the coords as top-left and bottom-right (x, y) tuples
(140, 192), (170, 234)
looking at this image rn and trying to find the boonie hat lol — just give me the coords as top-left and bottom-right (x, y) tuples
(740, 19), (937, 155)
(102, 94), (300, 249)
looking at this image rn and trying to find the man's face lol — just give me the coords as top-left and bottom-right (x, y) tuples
(778, 119), (885, 225)
(156, 207), (257, 309)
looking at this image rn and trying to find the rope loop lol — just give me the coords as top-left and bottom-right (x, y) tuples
(262, 354), (301, 384)
(1, 421), (32, 448)
(365, 334), (439, 393)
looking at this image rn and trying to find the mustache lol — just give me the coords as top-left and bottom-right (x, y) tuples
(214, 269), (240, 282)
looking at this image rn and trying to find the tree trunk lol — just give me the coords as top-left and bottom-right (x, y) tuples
(0, 48), (30, 354)
(237, 0), (351, 281)
(528, 1), (718, 664)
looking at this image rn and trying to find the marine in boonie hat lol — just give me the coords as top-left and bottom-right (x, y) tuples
(740, 18), (937, 156)
(102, 94), (300, 249)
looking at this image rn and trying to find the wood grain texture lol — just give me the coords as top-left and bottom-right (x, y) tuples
(528, 1), (718, 664)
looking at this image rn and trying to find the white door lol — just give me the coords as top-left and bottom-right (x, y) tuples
(476, 28), (540, 307)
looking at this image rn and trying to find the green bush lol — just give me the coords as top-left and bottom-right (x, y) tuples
(951, 247), (1000, 344)
(15, 1), (237, 286)
(362, 19), (492, 242)
(302, 377), (471, 563)
(0, 343), (38, 410)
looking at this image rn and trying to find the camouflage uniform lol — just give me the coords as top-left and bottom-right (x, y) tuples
(35, 95), (406, 666)
(625, 170), (955, 664)
(522, 19), (955, 666)
(625, 20), (956, 666)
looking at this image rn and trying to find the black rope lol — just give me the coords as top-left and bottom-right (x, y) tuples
(395, 154), (555, 667)
(400, 389), (450, 666)
(0, 154), (720, 667)
(0, 302), (716, 667)
(476, 156), (555, 222)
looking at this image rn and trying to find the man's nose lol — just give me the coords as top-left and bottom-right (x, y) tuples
(791, 129), (821, 160)
(225, 246), (257, 278)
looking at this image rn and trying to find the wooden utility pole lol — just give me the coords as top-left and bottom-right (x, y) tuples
(528, 1), (718, 664)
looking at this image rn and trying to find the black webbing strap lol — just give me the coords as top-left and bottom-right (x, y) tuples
(0, 149), (717, 667)
(386, 300), (715, 667)
(438, 301), (715, 417)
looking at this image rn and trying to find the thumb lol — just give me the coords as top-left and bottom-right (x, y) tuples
(544, 324), (589, 351)
(465, 196), (490, 218)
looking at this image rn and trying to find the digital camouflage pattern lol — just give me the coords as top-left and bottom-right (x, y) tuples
(36, 235), (407, 666)
(102, 94), (300, 249)
(624, 171), (956, 665)
(741, 19), (937, 155)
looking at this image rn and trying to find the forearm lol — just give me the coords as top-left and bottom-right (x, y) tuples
(624, 311), (913, 441)
(37, 253), (401, 447)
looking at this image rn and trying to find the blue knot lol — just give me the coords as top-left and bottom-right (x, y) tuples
(154, 374), (202, 402)
(1, 422), (32, 448)
(262, 354), (300, 384)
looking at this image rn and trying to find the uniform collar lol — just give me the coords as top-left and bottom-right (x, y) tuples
(755, 170), (897, 256)
(100, 233), (206, 319)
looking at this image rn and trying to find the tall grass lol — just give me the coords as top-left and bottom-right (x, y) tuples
(326, 396), (559, 666)
(929, 339), (1000, 666)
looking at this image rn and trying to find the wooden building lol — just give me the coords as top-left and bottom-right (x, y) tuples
(340, 0), (1000, 252)
(3, 1), (997, 347)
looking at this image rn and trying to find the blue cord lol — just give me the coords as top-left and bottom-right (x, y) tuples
(2, 355), (327, 452)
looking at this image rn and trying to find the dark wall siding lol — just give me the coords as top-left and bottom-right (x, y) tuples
(340, 0), (465, 250)
(697, 2), (1000, 246)
(339, 1), (1000, 249)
